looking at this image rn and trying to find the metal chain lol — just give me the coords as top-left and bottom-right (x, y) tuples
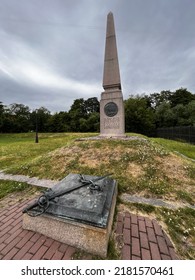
(26, 195), (50, 217)
(79, 174), (102, 192)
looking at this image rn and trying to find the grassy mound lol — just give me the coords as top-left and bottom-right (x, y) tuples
(0, 132), (195, 259)
(2, 133), (194, 205)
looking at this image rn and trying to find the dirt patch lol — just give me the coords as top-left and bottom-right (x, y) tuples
(78, 148), (109, 168)
(126, 163), (145, 178)
(76, 146), (134, 168)
(49, 145), (81, 157)
(156, 153), (190, 182)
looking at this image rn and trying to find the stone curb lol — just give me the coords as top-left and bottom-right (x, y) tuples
(122, 194), (195, 209)
(0, 170), (58, 188)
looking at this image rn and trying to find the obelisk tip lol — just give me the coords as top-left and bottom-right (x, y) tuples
(108, 11), (113, 17)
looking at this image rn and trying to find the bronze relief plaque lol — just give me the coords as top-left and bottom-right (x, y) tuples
(104, 102), (118, 117)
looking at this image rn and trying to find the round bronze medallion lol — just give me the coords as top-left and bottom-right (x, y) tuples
(104, 102), (118, 117)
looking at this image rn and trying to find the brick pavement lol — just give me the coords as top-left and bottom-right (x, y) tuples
(115, 212), (179, 260)
(0, 199), (179, 260)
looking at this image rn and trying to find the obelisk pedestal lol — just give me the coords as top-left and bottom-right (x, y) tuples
(100, 90), (125, 136)
(100, 12), (125, 137)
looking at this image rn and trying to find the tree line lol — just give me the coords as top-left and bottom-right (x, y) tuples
(0, 88), (195, 136)
(0, 97), (100, 134)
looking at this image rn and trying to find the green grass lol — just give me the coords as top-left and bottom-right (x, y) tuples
(0, 180), (45, 201)
(151, 138), (195, 160)
(159, 207), (195, 259)
(0, 132), (96, 171)
(106, 237), (120, 260)
(176, 190), (194, 204)
(0, 180), (30, 199)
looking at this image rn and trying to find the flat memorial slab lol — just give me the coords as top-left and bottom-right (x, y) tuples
(23, 173), (117, 257)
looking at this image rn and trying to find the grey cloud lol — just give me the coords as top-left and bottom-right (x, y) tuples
(0, 0), (195, 112)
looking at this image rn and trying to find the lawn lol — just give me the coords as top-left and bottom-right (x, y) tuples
(0, 132), (194, 259)
(151, 137), (195, 161)
(0, 132), (95, 170)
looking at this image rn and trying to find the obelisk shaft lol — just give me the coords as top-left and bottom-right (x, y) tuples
(103, 12), (121, 90)
(100, 12), (125, 137)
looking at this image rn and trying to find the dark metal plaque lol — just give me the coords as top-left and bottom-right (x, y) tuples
(104, 102), (118, 117)
(29, 174), (117, 228)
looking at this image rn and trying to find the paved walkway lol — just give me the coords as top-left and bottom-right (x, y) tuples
(0, 198), (179, 260)
(0, 170), (58, 188)
(121, 194), (195, 209)
(115, 212), (178, 260)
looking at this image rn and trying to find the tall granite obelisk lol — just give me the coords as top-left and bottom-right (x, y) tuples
(100, 12), (125, 137)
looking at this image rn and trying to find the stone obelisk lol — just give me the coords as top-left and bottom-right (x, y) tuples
(100, 12), (125, 137)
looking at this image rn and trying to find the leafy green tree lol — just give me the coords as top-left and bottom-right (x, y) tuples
(0, 104), (14, 132)
(69, 98), (87, 131)
(8, 103), (31, 132)
(186, 100), (195, 126)
(0, 102), (5, 132)
(68, 98), (99, 132)
(79, 118), (88, 132)
(146, 90), (172, 108)
(48, 112), (71, 132)
(80, 112), (100, 132)
(86, 112), (100, 132)
(169, 88), (195, 107)
(155, 99), (195, 128)
(30, 107), (51, 132)
(84, 97), (99, 114)
(125, 96), (155, 135)
(172, 104), (190, 126)
(0, 102), (4, 114)
(69, 98), (87, 117)
(155, 102), (175, 127)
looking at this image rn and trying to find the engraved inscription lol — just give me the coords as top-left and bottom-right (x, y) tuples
(104, 117), (120, 129)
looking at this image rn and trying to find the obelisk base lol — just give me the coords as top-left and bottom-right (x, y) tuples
(100, 89), (125, 137)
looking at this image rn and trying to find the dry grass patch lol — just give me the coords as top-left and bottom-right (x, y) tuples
(126, 162), (145, 178)
(158, 154), (189, 182)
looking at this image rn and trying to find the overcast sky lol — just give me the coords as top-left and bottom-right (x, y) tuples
(0, 0), (195, 112)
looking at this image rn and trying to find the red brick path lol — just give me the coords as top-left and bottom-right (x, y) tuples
(0, 199), (178, 260)
(115, 212), (178, 260)
(0, 199), (76, 260)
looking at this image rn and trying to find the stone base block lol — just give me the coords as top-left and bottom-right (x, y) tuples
(100, 89), (125, 137)
(23, 186), (117, 258)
